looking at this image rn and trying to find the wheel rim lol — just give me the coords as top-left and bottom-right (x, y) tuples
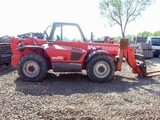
(22, 60), (40, 78)
(93, 61), (110, 78)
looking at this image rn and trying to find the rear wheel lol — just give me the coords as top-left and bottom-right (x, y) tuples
(87, 55), (115, 83)
(18, 54), (47, 82)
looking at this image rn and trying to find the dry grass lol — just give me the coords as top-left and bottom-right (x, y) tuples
(0, 59), (160, 120)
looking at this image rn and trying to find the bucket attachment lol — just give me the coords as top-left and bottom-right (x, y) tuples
(135, 54), (160, 77)
(135, 53), (147, 75)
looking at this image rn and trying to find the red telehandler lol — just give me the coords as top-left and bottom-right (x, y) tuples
(10, 22), (160, 82)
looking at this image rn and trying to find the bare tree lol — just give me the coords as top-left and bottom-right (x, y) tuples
(99, 0), (153, 38)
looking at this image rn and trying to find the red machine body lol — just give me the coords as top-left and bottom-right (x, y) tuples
(10, 37), (119, 71)
(10, 22), (160, 82)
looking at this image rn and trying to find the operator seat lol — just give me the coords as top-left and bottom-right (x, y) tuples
(56, 35), (61, 41)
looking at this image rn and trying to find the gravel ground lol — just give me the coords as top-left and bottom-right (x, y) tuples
(0, 59), (160, 120)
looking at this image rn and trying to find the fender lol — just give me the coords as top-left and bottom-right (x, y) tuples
(12, 45), (45, 68)
(17, 45), (44, 52)
(85, 50), (109, 62)
(11, 54), (21, 68)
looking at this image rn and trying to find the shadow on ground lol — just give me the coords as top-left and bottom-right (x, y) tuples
(0, 64), (15, 76)
(14, 72), (160, 96)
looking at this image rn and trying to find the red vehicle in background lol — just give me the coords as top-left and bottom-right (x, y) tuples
(101, 36), (114, 44)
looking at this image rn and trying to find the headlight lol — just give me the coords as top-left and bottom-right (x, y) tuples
(17, 43), (23, 48)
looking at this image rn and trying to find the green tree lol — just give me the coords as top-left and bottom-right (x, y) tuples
(137, 31), (152, 36)
(153, 31), (160, 36)
(125, 34), (135, 40)
(114, 36), (121, 43)
(99, 0), (153, 38)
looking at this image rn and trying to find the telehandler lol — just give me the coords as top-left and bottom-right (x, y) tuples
(10, 22), (160, 82)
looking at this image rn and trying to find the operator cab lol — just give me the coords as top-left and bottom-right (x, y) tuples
(44, 22), (87, 42)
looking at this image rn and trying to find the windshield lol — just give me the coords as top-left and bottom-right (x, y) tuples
(151, 38), (160, 46)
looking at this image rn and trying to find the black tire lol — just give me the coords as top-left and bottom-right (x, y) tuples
(18, 54), (47, 82)
(87, 55), (115, 83)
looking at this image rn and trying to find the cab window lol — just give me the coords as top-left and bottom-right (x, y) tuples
(53, 25), (83, 42)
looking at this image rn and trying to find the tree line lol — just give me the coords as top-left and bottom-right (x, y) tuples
(126, 30), (160, 40)
(137, 31), (160, 37)
(114, 30), (160, 43)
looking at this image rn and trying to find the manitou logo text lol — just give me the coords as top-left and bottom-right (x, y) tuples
(52, 56), (64, 60)
(88, 45), (118, 52)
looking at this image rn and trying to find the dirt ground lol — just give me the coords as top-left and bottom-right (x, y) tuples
(0, 58), (160, 120)
(146, 58), (160, 72)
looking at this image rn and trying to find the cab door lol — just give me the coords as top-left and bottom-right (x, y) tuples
(48, 23), (88, 50)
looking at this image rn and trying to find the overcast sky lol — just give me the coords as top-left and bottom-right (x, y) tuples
(0, 0), (160, 38)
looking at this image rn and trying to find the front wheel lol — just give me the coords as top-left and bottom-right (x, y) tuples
(18, 54), (47, 82)
(87, 55), (115, 83)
